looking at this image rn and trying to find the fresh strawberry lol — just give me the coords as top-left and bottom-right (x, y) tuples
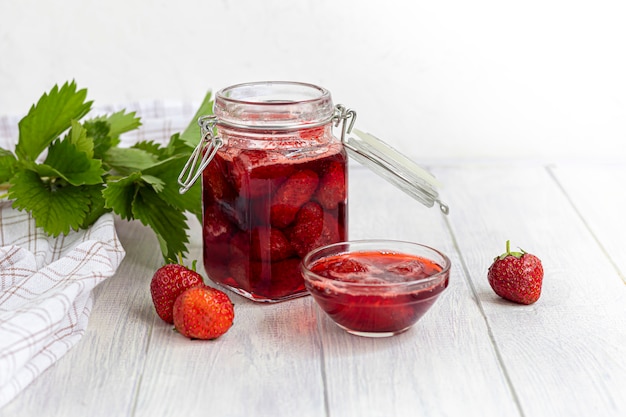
(487, 241), (544, 305)
(172, 286), (235, 340)
(150, 262), (205, 324)
(270, 169), (319, 228)
(288, 202), (341, 257)
(314, 161), (346, 210)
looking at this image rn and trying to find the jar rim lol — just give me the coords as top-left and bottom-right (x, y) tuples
(216, 81), (331, 105)
(213, 81), (335, 131)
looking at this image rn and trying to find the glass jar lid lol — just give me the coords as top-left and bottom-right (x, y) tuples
(344, 129), (448, 214)
(332, 105), (448, 214)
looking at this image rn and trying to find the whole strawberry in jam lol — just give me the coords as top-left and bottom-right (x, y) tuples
(150, 261), (205, 324)
(173, 286), (235, 340)
(270, 169), (320, 228)
(487, 241), (543, 305)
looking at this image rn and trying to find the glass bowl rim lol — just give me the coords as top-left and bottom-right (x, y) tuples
(301, 239), (451, 290)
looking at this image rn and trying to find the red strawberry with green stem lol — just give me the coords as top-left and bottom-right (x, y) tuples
(150, 259), (205, 324)
(487, 241), (544, 305)
(173, 286), (235, 340)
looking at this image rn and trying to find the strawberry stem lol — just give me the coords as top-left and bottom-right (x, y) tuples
(500, 240), (524, 259)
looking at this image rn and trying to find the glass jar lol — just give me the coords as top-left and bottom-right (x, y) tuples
(179, 81), (448, 303)
(195, 81), (348, 302)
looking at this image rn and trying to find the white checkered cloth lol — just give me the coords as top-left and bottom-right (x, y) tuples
(0, 100), (198, 408)
(0, 205), (125, 407)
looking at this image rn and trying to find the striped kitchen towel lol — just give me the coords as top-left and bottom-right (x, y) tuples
(0, 202), (125, 408)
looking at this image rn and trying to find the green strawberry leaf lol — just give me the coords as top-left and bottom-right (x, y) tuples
(104, 146), (160, 174)
(85, 119), (114, 160)
(165, 132), (196, 158)
(104, 172), (192, 260)
(87, 109), (140, 156)
(180, 91), (213, 148)
(5, 81), (207, 261)
(143, 154), (202, 220)
(131, 186), (190, 262)
(141, 174), (165, 192)
(103, 173), (142, 220)
(132, 140), (164, 158)
(80, 183), (110, 228)
(95, 109), (141, 138)
(43, 138), (106, 185)
(8, 169), (90, 236)
(16, 81), (92, 161)
(68, 119), (94, 158)
(0, 149), (18, 183)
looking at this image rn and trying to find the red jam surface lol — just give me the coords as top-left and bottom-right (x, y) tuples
(202, 129), (347, 301)
(305, 251), (448, 333)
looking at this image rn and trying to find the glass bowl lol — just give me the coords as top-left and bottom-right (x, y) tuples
(301, 240), (451, 337)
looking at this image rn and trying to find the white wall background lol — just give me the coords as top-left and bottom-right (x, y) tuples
(1, 0), (625, 161)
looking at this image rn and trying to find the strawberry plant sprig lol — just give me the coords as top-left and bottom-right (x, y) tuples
(0, 81), (213, 262)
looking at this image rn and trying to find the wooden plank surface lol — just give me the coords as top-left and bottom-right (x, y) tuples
(133, 294), (327, 417)
(1, 162), (625, 417)
(434, 162), (626, 417)
(549, 163), (626, 284)
(321, 166), (521, 417)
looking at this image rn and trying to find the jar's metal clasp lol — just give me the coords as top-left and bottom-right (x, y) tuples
(332, 104), (357, 143)
(177, 115), (223, 194)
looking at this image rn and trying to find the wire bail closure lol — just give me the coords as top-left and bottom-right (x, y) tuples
(332, 104), (357, 143)
(177, 115), (223, 194)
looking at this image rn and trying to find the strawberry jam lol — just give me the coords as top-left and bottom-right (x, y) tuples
(200, 82), (348, 302)
(302, 243), (450, 336)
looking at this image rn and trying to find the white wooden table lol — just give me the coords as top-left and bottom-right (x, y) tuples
(2, 161), (625, 417)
